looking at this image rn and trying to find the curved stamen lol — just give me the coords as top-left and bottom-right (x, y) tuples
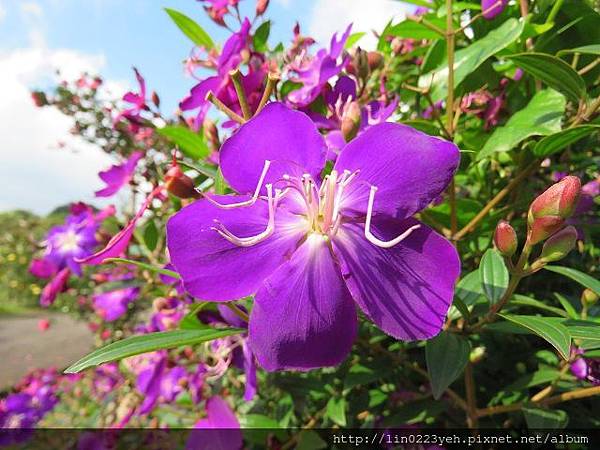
(212, 184), (278, 247)
(200, 160), (271, 209)
(365, 186), (420, 248)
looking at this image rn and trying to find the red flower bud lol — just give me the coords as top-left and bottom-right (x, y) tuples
(151, 91), (160, 108)
(164, 165), (200, 199)
(256, 0), (269, 16)
(367, 51), (384, 71)
(528, 215), (564, 245)
(31, 91), (48, 107)
(529, 176), (581, 222)
(341, 101), (362, 142)
(539, 226), (577, 263)
(493, 220), (517, 257)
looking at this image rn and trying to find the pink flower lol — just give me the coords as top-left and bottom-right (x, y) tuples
(95, 151), (144, 197)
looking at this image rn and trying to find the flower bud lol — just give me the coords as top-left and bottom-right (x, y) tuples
(151, 91), (160, 108)
(31, 91), (48, 107)
(367, 51), (384, 71)
(164, 165), (200, 199)
(539, 226), (577, 263)
(470, 346), (486, 364)
(354, 48), (370, 81)
(493, 220), (517, 257)
(256, 0), (269, 16)
(527, 215), (564, 245)
(529, 176), (581, 222)
(582, 289), (599, 307)
(341, 101), (362, 142)
(203, 119), (220, 149)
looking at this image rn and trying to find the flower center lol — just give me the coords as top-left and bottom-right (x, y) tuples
(56, 230), (81, 253)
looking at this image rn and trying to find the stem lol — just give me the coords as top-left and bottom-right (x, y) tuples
(225, 302), (249, 322)
(453, 161), (539, 241)
(477, 385), (600, 418)
(464, 362), (479, 428)
(205, 91), (245, 124)
(572, 53), (580, 69)
(406, 14), (446, 36)
(229, 69), (252, 120)
(255, 73), (280, 115)
(446, 0), (458, 237)
(546, 0), (565, 24)
(518, 0), (529, 17)
(577, 58), (600, 75)
(455, 0), (504, 34)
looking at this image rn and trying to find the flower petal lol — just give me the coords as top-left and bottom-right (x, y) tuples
(219, 102), (326, 195)
(333, 217), (460, 341)
(166, 196), (305, 301)
(187, 397), (242, 450)
(249, 234), (357, 371)
(334, 122), (460, 219)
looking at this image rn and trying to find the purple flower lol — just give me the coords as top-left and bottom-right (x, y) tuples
(482, 0), (508, 19)
(199, 0), (241, 27)
(286, 24), (352, 106)
(167, 102), (460, 371)
(40, 268), (70, 307)
(571, 351), (600, 385)
(114, 68), (147, 132)
(186, 396), (242, 450)
(95, 151), (144, 197)
(28, 258), (56, 278)
(93, 286), (140, 322)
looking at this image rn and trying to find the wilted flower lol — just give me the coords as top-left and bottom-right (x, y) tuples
(167, 102), (460, 371)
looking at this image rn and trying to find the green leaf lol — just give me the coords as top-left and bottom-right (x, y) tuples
(296, 431), (327, 450)
(344, 32), (366, 49)
(544, 265), (600, 296)
(143, 220), (158, 252)
(179, 303), (209, 330)
(557, 44), (600, 57)
(523, 407), (569, 429)
(507, 53), (586, 103)
(104, 258), (180, 279)
(448, 270), (486, 320)
(554, 292), (579, 319)
(157, 125), (209, 160)
(344, 364), (383, 391)
(383, 398), (446, 426)
(253, 20), (271, 52)
(238, 414), (281, 428)
(280, 80), (303, 97)
(325, 397), (346, 426)
(426, 331), (471, 399)
(387, 15), (447, 40)
(479, 249), (509, 304)
(498, 314), (571, 360)
(164, 8), (214, 49)
(510, 294), (569, 318)
(504, 369), (561, 391)
(419, 18), (524, 101)
(533, 124), (600, 157)
(65, 328), (244, 373)
(545, 318), (600, 342)
(478, 89), (566, 159)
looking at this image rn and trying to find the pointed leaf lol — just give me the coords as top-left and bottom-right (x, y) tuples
(523, 407), (569, 429)
(65, 328), (244, 373)
(557, 44), (600, 57)
(419, 18), (524, 101)
(533, 124), (600, 157)
(426, 331), (471, 399)
(544, 265), (600, 296)
(478, 89), (566, 159)
(479, 249), (509, 304)
(507, 52), (586, 103)
(164, 8), (214, 49)
(105, 258), (180, 279)
(157, 125), (209, 160)
(498, 314), (571, 360)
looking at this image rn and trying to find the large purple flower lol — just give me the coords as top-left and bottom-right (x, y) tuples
(167, 102), (460, 371)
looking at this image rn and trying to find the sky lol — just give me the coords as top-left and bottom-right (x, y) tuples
(0, 0), (412, 215)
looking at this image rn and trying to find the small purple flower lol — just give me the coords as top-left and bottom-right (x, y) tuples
(571, 351), (600, 385)
(167, 102), (460, 371)
(93, 286), (140, 322)
(186, 396), (242, 450)
(114, 68), (147, 132)
(482, 0), (508, 19)
(95, 151), (144, 197)
(286, 24), (352, 107)
(199, 0), (241, 27)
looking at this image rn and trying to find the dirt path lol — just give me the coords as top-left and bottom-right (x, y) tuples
(0, 313), (94, 388)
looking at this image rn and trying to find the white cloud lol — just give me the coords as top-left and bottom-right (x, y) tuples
(0, 3), (6, 23)
(0, 45), (120, 215)
(308, 0), (412, 49)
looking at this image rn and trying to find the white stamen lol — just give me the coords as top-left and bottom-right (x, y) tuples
(211, 184), (277, 247)
(201, 160), (271, 209)
(365, 186), (420, 248)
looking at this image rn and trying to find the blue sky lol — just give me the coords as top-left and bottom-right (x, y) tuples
(0, 0), (411, 214)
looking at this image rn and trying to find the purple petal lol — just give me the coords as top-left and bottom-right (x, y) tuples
(249, 235), (357, 371)
(334, 122), (460, 219)
(180, 76), (222, 111)
(241, 341), (257, 401)
(482, 0), (508, 19)
(40, 268), (70, 307)
(29, 258), (57, 279)
(333, 217), (460, 341)
(95, 152), (142, 198)
(166, 195), (304, 301)
(219, 102), (326, 195)
(186, 397), (242, 450)
(93, 287), (139, 322)
(330, 23), (352, 59)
